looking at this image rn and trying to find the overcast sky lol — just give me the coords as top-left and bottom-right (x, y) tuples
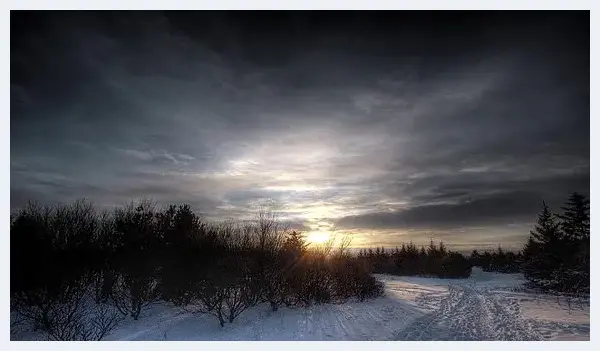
(11, 11), (589, 249)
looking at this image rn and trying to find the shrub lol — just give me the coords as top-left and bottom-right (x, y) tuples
(111, 262), (161, 320)
(11, 199), (390, 335)
(12, 279), (122, 340)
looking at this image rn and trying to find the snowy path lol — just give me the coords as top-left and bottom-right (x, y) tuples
(105, 295), (424, 341)
(394, 284), (542, 340)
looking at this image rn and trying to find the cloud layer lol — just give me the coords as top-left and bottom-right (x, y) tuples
(11, 11), (589, 249)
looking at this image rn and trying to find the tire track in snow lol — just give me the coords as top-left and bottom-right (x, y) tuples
(294, 298), (418, 341)
(395, 285), (543, 341)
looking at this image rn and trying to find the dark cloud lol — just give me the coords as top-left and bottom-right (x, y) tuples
(336, 187), (583, 232)
(11, 11), (589, 248)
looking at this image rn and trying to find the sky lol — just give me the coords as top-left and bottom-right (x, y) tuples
(10, 11), (589, 250)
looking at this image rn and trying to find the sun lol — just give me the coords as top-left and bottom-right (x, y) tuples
(306, 230), (331, 244)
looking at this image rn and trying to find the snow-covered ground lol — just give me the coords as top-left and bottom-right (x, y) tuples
(11, 268), (590, 341)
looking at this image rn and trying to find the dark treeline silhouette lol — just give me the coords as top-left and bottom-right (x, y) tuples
(351, 191), (590, 290)
(469, 247), (522, 273)
(10, 200), (383, 340)
(355, 240), (472, 278)
(521, 192), (590, 295)
(469, 192), (590, 295)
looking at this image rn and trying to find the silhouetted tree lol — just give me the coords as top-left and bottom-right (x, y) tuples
(558, 192), (590, 241)
(522, 194), (590, 293)
(10, 200), (387, 336)
(556, 192), (590, 293)
(522, 202), (562, 288)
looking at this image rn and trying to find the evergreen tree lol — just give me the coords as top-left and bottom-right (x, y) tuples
(418, 247), (427, 274)
(427, 239), (437, 256)
(521, 237), (539, 263)
(282, 231), (308, 255)
(357, 249), (365, 259)
(525, 202), (558, 282)
(523, 200), (570, 291)
(530, 201), (560, 245)
(400, 244), (407, 256)
(556, 192), (590, 292)
(557, 192), (589, 241)
(470, 250), (481, 267)
(438, 242), (447, 257)
(480, 251), (489, 270)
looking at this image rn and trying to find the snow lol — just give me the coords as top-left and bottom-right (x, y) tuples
(11, 267), (589, 341)
(380, 268), (589, 341)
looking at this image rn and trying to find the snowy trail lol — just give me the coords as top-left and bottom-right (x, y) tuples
(395, 284), (543, 340)
(103, 294), (424, 341)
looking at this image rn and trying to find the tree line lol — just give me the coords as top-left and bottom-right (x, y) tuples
(521, 192), (590, 294)
(468, 192), (589, 295)
(355, 241), (472, 278)
(351, 191), (590, 294)
(10, 200), (383, 340)
(469, 247), (522, 273)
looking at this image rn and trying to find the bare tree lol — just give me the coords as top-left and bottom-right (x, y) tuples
(186, 279), (228, 327)
(111, 271), (160, 320)
(223, 281), (257, 323)
(336, 233), (354, 258)
(13, 280), (122, 340)
(88, 303), (123, 340)
(254, 209), (287, 252)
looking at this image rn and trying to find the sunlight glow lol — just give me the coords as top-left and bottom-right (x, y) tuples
(306, 230), (331, 244)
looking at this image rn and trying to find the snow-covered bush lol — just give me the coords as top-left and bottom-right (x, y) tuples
(12, 280), (122, 340)
(111, 267), (161, 320)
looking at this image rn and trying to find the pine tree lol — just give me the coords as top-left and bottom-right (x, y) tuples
(367, 248), (374, 259)
(400, 244), (407, 256)
(556, 192), (590, 292)
(523, 201), (566, 291)
(427, 240), (437, 257)
(470, 250), (481, 267)
(438, 242), (447, 257)
(357, 249), (365, 259)
(282, 231), (308, 261)
(530, 201), (560, 245)
(557, 192), (589, 241)
(522, 237), (539, 263)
